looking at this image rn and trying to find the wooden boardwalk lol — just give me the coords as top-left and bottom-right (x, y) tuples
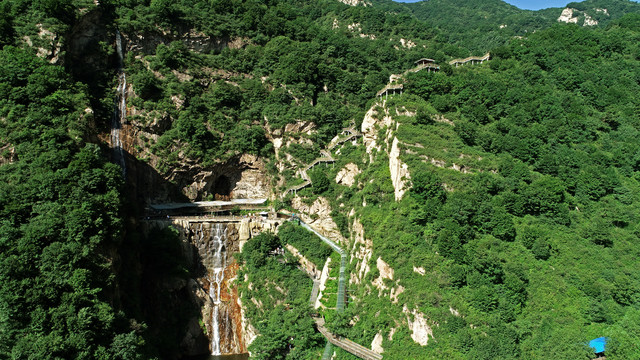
(449, 52), (491, 67)
(314, 317), (383, 360)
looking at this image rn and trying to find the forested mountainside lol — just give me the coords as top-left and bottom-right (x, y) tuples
(0, 42), (140, 358)
(396, 0), (640, 51)
(317, 18), (640, 359)
(0, 0), (639, 359)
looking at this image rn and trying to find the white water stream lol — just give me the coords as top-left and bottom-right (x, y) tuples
(111, 30), (126, 176)
(209, 223), (227, 355)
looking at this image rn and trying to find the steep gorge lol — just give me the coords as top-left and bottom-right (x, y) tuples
(88, 17), (273, 358)
(143, 217), (280, 357)
(21, 1), (639, 359)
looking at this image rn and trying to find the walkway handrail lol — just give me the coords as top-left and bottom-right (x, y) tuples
(282, 213), (347, 312)
(305, 157), (334, 172)
(298, 221), (345, 256)
(328, 132), (361, 150)
(298, 219), (346, 310)
(286, 216), (382, 359)
(449, 52), (491, 66)
(314, 317), (383, 360)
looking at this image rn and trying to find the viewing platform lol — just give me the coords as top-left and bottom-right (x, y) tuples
(414, 58), (440, 72)
(376, 83), (403, 99)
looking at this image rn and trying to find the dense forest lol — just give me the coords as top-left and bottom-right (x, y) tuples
(0, 44), (145, 357)
(1, 0), (639, 359)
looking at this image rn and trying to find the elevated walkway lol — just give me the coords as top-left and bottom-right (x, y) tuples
(449, 52), (491, 67)
(148, 199), (268, 215)
(152, 215), (245, 222)
(282, 127), (362, 198)
(289, 216), (382, 359)
(314, 317), (383, 360)
(328, 128), (361, 151)
(376, 83), (403, 99)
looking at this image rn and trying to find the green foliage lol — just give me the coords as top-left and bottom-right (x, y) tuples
(309, 167), (331, 195)
(241, 232), (281, 269)
(114, 0), (485, 166)
(238, 232), (325, 359)
(130, 69), (162, 100)
(3, 0), (640, 358)
(455, 119), (477, 146)
(332, 16), (640, 360)
(415, 104), (434, 125)
(0, 47), (145, 358)
(0, 2), (14, 46)
(278, 222), (332, 267)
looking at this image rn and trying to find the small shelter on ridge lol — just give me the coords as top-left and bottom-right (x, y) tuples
(414, 58), (440, 72)
(415, 58), (436, 66)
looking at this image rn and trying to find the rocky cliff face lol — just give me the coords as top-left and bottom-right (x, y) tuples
(389, 137), (410, 201)
(0, 145), (16, 166)
(85, 25), (271, 205)
(557, 7), (602, 26)
(338, 0), (372, 6)
(403, 305), (434, 346)
(291, 196), (347, 245)
(145, 218), (277, 357)
(266, 119), (317, 178)
(340, 99), (443, 349)
(361, 101), (412, 200)
(21, 23), (62, 63)
(67, 10), (110, 75)
(361, 102), (394, 161)
(335, 163), (361, 187)
(349, 217), (372, 285)
(110, 108), (271, 203)
(124, 30), (248, 56)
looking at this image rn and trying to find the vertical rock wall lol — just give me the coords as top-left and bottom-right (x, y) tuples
(157, 218), (277, 356)
(185, 222), (246, 355)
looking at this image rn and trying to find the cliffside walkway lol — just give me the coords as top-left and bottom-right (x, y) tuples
(449, 52), (491, 67)
(151, 215), (245, 222)
(287, 217), (382, 360)
(296, 221), (347, 312)
(314, 317), (383, 360)
(328, 127), (361, 150)
(378, 53), (491, 103)
(282, 128), (362, 198)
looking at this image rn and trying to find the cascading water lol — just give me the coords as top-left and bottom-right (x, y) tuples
(209, 223), (227, 356)
(187, 221), (247, 356)
(111, 30), (127, 176)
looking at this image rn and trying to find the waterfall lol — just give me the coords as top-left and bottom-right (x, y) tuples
(111, 30), (126, 176)
(209, 223), (227, 356)
(211, 305), (221, 355)
(187, 221), (246, 355)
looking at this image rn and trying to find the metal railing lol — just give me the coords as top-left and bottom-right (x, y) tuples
(291, 218), (381, 359)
